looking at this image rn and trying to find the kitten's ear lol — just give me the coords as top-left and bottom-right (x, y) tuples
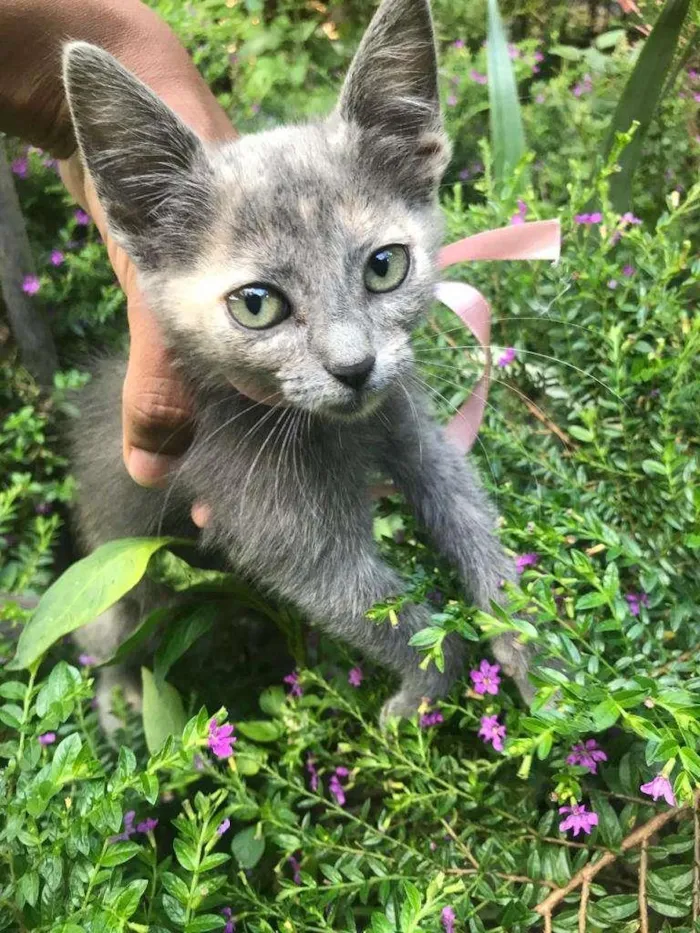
(63, 41), (213, 267)
(337, 0), (449, 195)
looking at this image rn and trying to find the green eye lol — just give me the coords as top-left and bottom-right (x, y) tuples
(226, 284), (290, 330)
(364, 244), (410, 293)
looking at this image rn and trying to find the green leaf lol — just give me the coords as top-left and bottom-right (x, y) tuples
(594, 29), (626, 50)
(575, 591), (608, 610)
(173, 838), (198, 872)
(50, 733), (82, 784)
(603, 0), (691, 211)
(9, 538), (175, 670)
(162, 871), (190, 905)
(185, 916), (227, 933)
(231, 825), (265, 869)
(114, 879), (148, 919)
(0, 680), (28, 700)
(236, 720), (283, 743)
(549, 44), (584, 61)
(679, 747), (700, 780)
(102, 605), (172, 669)
(486, 0), (527, 187)
(101, 841), (141, 868)
(154, 603), (217, 687)
(591, 698), (621, 730)
(259, 686), (286, 718)
(642, 459), (667, 476)
(141, 668), (186, 755)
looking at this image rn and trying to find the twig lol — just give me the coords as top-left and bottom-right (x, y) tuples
(578, 879), (589, 933)
(693, 795), (700, 923)
(535, 801), (689, 917)
(543, 909), (552, 933)
(639, 839), (649, 933)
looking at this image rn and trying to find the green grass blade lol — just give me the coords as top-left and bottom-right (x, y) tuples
(486, 0), (527, 188)
(604, 0), (691, 212)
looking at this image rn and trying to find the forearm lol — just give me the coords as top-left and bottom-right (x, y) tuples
(0, 0), (235, 157)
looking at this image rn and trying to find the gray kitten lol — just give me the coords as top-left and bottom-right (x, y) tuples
(64, 0), (534, 727)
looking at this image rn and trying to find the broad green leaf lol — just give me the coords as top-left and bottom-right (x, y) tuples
(101, 842), (141, 868)
(154, 603), (218, 687)
(114, 879), (148, 919)
(185, 916), (228, 933)
(141, 667), (187, 754)
(9, 537), (175, 670)
(486, 0), (527, 187)
(236, 720), (283, 743)
(50, 733), (82, 785)
(101, 605), (173, 669)
(231, 825), (265, 869)
(173, 838), (198, 872)
(603, 0), (691, 211)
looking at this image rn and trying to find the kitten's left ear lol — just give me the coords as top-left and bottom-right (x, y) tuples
(337, 0), (450, 196)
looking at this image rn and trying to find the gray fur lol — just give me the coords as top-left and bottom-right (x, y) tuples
(64, 0), (533, 724)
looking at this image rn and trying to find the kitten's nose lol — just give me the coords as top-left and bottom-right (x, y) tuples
(325, 355), (376, 390)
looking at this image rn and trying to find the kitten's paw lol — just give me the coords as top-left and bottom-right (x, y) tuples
(379, 690), (421, 729)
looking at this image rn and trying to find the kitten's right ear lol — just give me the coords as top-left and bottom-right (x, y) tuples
(63, 42), (213, 267)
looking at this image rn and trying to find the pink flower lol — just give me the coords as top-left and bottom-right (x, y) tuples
(217, 817), (231, 835)
(11, 157), (28, 178)
(572, 74), (593, 97)
(284, 670), (303, 698)
(625, 592), (649, 617)
(496, 347), (517, 367)
(348, 666), (363, 687)
(78, 653), (98, 666)
(207, 718), (236, 759)
(559, 802), (598, 837)
(535, 93), (546, 104)
(510, 199), (528, 225)
(470, 69), (488, 85)
(534, 51), (544, 63)
(621, 211), (642, 225)
(447, 94), (458, 107)
(38, 732), (56, 745)
(329, 766), (349, 806)
(74, 209), (91, 225)
(470, 659), (501, 696)
(479, 714), (506, 752)
(453, 39), (465, 49)
(589, 212), (603, 223)
(694, 92), (700, 103)
(622, 264), (635, 277)
(508, 43), (520, 59)
(221, 906), (235, 933)
(136, 817), (158, 834)
(420, 709), (444, 728)
(567, 739), (608, 774)
(607, 279), (618, 290)
(306, 755), (320, 792)
(441, 906), (456, 933)
(515, 552), (539, 573)
(22, 275), (41, 295)
(641, 774), (676, 807)
(50, 250), (65, 266)
(574, 212), (602, 226)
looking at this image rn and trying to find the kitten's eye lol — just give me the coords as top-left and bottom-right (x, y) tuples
(226, 284), (290, 330)
(364, 244), (410, 293)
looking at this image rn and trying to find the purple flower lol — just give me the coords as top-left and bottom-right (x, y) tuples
(447, 94), (458, 107)
(11, 157), (28, 178)
(470, 69), (488, 85)
(348, 666), (363, 687)
(306, 755), (320, 792)
(38, 732), (56, 745)
(626, 592), (650, 617)
(453, 39), (465, 49)
(217, 817), (231, 835)
(496, 347), (517, 368)
(136, 817), (158, 834)
(508, 43), (520, 60)
(559, 802), (598, 837)
(34, 502), (52, 515)
(43, 156), (58, 171)
(589, 212), (603, 223)
(622, 264), (635, 277)
(572, 73), (593, 98)
(535, 93), (546, 104)
(479, 714), (506, 752)
(288, 854), (302, 884)
(607, 279), (618, 290)
(221, 906), (235, 933)
(470, 659), (501, 696)
(207, 718), (236, 759)
(74, 209), (91, 226)
(640, 774), (676, 807)
(50, 249), (65, 267)
(420, 709), (444, 728)
(621, 211), (642, 225)
(694, 92), (700, 103)
(110, 810), (136, 843)
(22, 275), (41, 295)
(534, 51), (544, 63)
(441, 906), (456, 933)
(574, 212), (602, 226)
(689, 69), (698, 81)
(510, 199), (528, 226)
(515, 552), (539, 574)
(78, 653), (98, 666)
(567, 739), (608, 774)
(329, 766), (349, 806)
(284, 670), (303, 698)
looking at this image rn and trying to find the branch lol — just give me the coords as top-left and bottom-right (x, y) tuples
(536, 801), (690, 918)
(639, 839), (649, 933)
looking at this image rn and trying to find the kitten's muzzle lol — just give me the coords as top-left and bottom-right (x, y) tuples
(323, 354), (376, 391)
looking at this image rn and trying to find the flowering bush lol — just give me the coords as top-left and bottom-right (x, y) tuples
(1, 0), (699, 930)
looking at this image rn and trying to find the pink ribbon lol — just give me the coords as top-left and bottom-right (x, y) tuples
(434, 219), (561, 452)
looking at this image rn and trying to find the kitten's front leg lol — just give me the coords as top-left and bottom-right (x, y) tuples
(379, 388), (535, 703)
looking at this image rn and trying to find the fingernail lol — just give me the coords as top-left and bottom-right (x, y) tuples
(126, 448), (177, 489)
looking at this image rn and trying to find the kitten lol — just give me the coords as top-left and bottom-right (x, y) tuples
(64, 0), (534, 728)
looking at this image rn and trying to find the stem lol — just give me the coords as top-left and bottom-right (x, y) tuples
(82, 839), (109, 911)
(183, 822), (209, 923)
(639, 839), (648, 933)
(16, 663), (38, 762)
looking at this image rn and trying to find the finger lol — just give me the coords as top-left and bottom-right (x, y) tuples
(191, 502), (211, 528)
(122, 292), (193, 487)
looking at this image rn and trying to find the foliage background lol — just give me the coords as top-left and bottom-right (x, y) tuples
(0, 0), (699, 930)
